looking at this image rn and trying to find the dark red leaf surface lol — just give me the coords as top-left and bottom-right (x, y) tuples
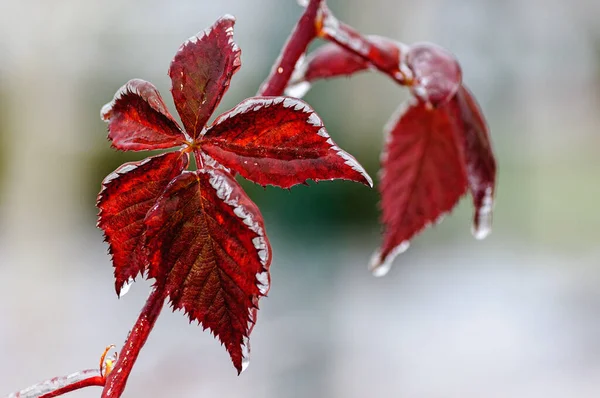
(201, 96), (372, 188)
(370, 98), (468, 276)
(143, 169), (271, 373)
(287, 36), (402, 96)
(453, 86), (496, 239)
(169, 15), (241, 139)
(97, 14), (375, 377)
(282, 37), (495, 274)
(405, 43), (462, 107)
(299, 42), (367, 80)
(300, 36), (400, 81)
(97, 151), (189, 295)
(101, 79), (186, 151)
(289, 40), (462, 110)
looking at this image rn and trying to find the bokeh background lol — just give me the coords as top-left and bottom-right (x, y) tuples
(1, 0), (599, 397)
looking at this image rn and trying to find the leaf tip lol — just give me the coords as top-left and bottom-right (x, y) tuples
(229, 327), (253, 375)
(363, 171), (374, 188)
(368, 241), (410, 277)
(471, 186), (494, 240)
(368, 250), (390, 277)
(472, 224), (491, 240)
(240, 357), (250, 374)
(100, 102), (112, 121)
(117, 278), (134, 298)
(239, 344), (250, 375)
(220, 13), (237, 23)
(329, 145), (373, 187)
(100, 79), (136, 123)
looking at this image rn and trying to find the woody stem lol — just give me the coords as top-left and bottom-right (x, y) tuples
(317, 5), (410, 85)
(259, 0), (411, 97)
(8, 369), (105, 398)
(100, 284), (167, 398)
(257, 0), (325, 96)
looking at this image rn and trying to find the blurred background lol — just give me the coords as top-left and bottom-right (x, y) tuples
(1, 0), (599, 397)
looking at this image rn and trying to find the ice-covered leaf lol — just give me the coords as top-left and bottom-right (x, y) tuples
(288, 39), (461, 108)
(405, 43), (462, 107)
(144, 169), (271, 373)
(287, 36), (402, 97)
(97, 14), (376, 378)
(97, 151), (189, 296)
(201, 96), (372, 188)
(371, 98), (468, 275)
(169, 15), (241, 139)
(101, 79), (186, 151)
(453, 86), (496, 239)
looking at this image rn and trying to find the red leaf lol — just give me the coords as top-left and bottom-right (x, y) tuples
(97, 15), (377, 377)
(301, 42), (368, 80)
(287, 36), (403, 97)
(370, 98), (468, 276)
(405, 43), (462, 107)
(454, 86), (496, 239)
(97, 151), (189, 296)
(101, 79), (186, 151)
(201, 96), (372, 188)
(169, 15), (241, 139)
(144, 168), (271, 373)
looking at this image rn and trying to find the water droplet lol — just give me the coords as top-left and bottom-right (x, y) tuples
(241, 356), (250, 373)
(119, 278), (134, 298)
(285, 81), (311, 98)
(472, 212), (492, 240)
(368, 241), (410, 277)
(297, 0), (308, 6)
(472, 187), (493, 240)
(240, 335), (251, 374)
(370, 257), (392, 277)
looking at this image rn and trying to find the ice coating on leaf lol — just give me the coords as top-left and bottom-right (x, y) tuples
(207, 168), (271, 371)
(241, 357), (250, 373)
(406, 43), (462, 107)
(375, 97), (468, 271)
(294, 42), (368, 81)
(118, 277), (134, 298)
(368, 241), (410, 277)
(452, 86), (497, 239)
(285, 81), (311, 98)
(319, 13), (409, 79)
(200, 151), (232, 174)
(287, 36), (404, 96)
(472, 186), (493, 239)
(240, 303), (261, 374)
(201, 96), (372, 188)
(143, 169), (271, 373)
(97, 151), (189, 296)
(169, 15), (241, 139)
(320, 13), (368, 56)
(7, 369), (103, 398)
(255, 270), (270, 295)
(207, 168), (271, 268)
(101, 79), (186, 151)
(241, 339), (251, 373)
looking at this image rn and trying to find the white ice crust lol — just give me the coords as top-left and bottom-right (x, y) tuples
(213, 97), (373, 187)
(206, 167), (270, 371)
